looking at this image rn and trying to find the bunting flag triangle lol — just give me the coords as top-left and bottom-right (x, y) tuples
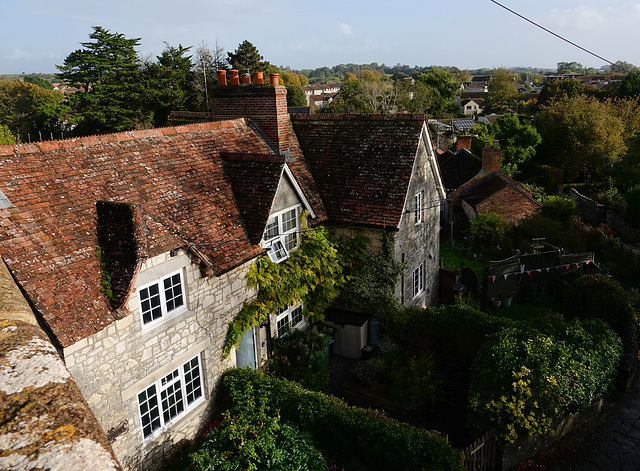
(586, 260), (591, 265)
(546, 268), (550, 272)
(527, 271), (532, 276)
(504, 274), (508, 280)
(537, 269), (542, 273)
(491, 276), (496, 282)
(566, 264), (570, 270)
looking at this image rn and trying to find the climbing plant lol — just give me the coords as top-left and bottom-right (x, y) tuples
(222, 217), (366, 358)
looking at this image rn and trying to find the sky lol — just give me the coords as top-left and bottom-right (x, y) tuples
(1, 0), (639, 75)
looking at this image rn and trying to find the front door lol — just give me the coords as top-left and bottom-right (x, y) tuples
(236, 327), (257, 369)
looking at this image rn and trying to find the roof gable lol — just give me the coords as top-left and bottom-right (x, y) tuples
(291, 114), (426, 228)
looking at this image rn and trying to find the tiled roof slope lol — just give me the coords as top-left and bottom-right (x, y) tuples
(437, 148), (482, 191)
(0, 119), (273, 347)
(222, 152), (285, 244)
(291, 114), (425, 228)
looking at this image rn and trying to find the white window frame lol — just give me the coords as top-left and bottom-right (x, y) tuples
(413, 263), (424, 298)
(414, 191), (423, 225)
(138, 269), (186, 329)
(264, 205), (301, 263)
(137, 354), (204, 440)
(276, 303), (304, 337)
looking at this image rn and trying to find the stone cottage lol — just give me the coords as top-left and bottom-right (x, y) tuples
(0, 75), (444, 469)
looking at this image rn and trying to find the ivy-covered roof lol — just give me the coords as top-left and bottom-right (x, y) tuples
(291, 114), (426, 228)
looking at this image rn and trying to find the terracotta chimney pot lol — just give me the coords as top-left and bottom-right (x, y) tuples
(230, 69), (240, 86)
(217, 70), (227, 86)
(269, 73), (280, 85)
(241, 73), (251, 84)
(254, 72), (264, 85)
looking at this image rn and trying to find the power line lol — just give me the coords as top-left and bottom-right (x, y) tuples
(489, 0), (630, 73)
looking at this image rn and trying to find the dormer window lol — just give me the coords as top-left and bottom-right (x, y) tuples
(264, 206), (300, 263)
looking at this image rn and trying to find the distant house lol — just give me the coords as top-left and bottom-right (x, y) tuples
(460, 98), (483, 117)
(450, 140), (542, 226)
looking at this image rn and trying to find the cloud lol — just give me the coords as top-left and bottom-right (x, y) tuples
(10, 49), (32, 61)
(338, 22), (353, 35)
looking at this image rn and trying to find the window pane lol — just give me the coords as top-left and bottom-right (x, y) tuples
(183, 356), (203, 405)
(284, 232), (298, 252)
(264, 216), (279, 241)
(277, 313), (290, 337)
(163, 273), (184, 313)
(138, 385), (161, 438)
(282, 208), (297, 233)
(267, 240), (288, 263)
(140, 283), (162, 324)
(291, 305), (303, 326)
(160, 378), (184, 423)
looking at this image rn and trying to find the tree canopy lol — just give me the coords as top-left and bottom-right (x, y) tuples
(484, 68), (519, 115)
(57, 26), (151, 135)
(470, 114), (541, 176)
(535, 95), (626, 181)
(227, 40), (268, 73)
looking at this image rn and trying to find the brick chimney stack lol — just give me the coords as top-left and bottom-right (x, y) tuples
(211, 73), (290, 154)
(482, 140), (501, 173)
(456, 135), (472, 152)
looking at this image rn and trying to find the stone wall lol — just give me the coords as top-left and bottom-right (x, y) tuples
(0, 258), (122, 470)
(64, 250), (256, 471)
(395, 131), (441, 307)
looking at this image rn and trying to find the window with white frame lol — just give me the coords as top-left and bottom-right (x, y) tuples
(264, 206), (300, 263)
(137, 354), (203, 439)
(413, 263), (424, 297)
(414, 191), (423, 224)
(276, 303), (304, 337)
(138, 270), (186, 327)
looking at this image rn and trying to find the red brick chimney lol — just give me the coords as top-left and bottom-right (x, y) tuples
(482, 140), (501, 173)
(212, 73), (289, 153)
(456, 135), (472, 151)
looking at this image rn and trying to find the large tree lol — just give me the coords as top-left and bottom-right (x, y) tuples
(57, 26), (151, 135)
(536, 78), (585, 109)
(415, 67), (461, 118)
(535, 95), (626, 182)
(227, 40), (268, 74)
(144, 43), (195, 126)
(484, 68), (519, 115)
(470, 113), (541, 177)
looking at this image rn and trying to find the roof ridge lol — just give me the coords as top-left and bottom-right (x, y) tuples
(292, 113), (425, 122)
(0, 118), (248, 155)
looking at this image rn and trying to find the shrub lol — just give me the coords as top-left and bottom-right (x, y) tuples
(542, 195), (576, 222)
(265, 326), (331, 392)
(518, 214), (584, 253)
(469, 211), (509, 247)
(468, 318), (622, 445)
(390, 354), (443, 412)
(213, 368), (465, 471)
(565, 274), (636, 331)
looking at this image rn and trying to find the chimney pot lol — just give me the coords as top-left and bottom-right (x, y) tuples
(269, 73), (280, 85)
(241, 73), (251, 85)
(217, 70), (227, 86)
(254, 72), (264, 85)
(230, 69), (240, 86)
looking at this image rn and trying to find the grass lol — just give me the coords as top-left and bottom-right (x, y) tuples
(439, 241), (490, 280)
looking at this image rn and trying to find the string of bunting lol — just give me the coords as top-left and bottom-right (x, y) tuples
(489, 260), (592, 282)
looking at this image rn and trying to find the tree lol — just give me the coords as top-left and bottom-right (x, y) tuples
(227, 40), (268, 74)
(535, 95), (626, 182)
(144, 43), (195, 126)
(484, 68), (519, 115)
(192, 40), (226, 111)
(0, 124), (15, 144)
(281, 72), (307, 107)
(415, 67), (461, 118)
(536, 78), (585, 109)
(470, 114), (541, 176)
(57, 26), (151, 135)
(0, 81), (68, 141)
(556, 61), (584, 75)
(23, 74), (53, 90)
(619, 71), (640, 100)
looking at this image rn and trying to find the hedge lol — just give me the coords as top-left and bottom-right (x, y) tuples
(215, 368), (465, 471)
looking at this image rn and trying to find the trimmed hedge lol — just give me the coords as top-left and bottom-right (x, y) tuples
(215, 368), (465, 471)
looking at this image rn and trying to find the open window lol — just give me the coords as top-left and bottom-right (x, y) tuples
(264, 206), (300, 263)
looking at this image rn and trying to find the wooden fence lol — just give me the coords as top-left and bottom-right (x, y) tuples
(463, 430), (496, 471)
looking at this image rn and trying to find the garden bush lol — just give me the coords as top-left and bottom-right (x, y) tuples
(565, 274), (636, 331)
(212, 368), (465, 471)
(265, 325), (331, 392)
(468, 317), (622, 446)
(542, 195), (576, 222)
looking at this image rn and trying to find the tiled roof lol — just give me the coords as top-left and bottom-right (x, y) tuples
(222, 152), (286, 244)
(292, 114), (425, 228)
(459, 172), (541, 210)
(437, 148), (482, 191)
(0, 119), (277, 347)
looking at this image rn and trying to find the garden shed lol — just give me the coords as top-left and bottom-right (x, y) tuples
(322, 309), (370, 359)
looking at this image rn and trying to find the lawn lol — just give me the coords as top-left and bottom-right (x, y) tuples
(439, 241), (489, 280)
